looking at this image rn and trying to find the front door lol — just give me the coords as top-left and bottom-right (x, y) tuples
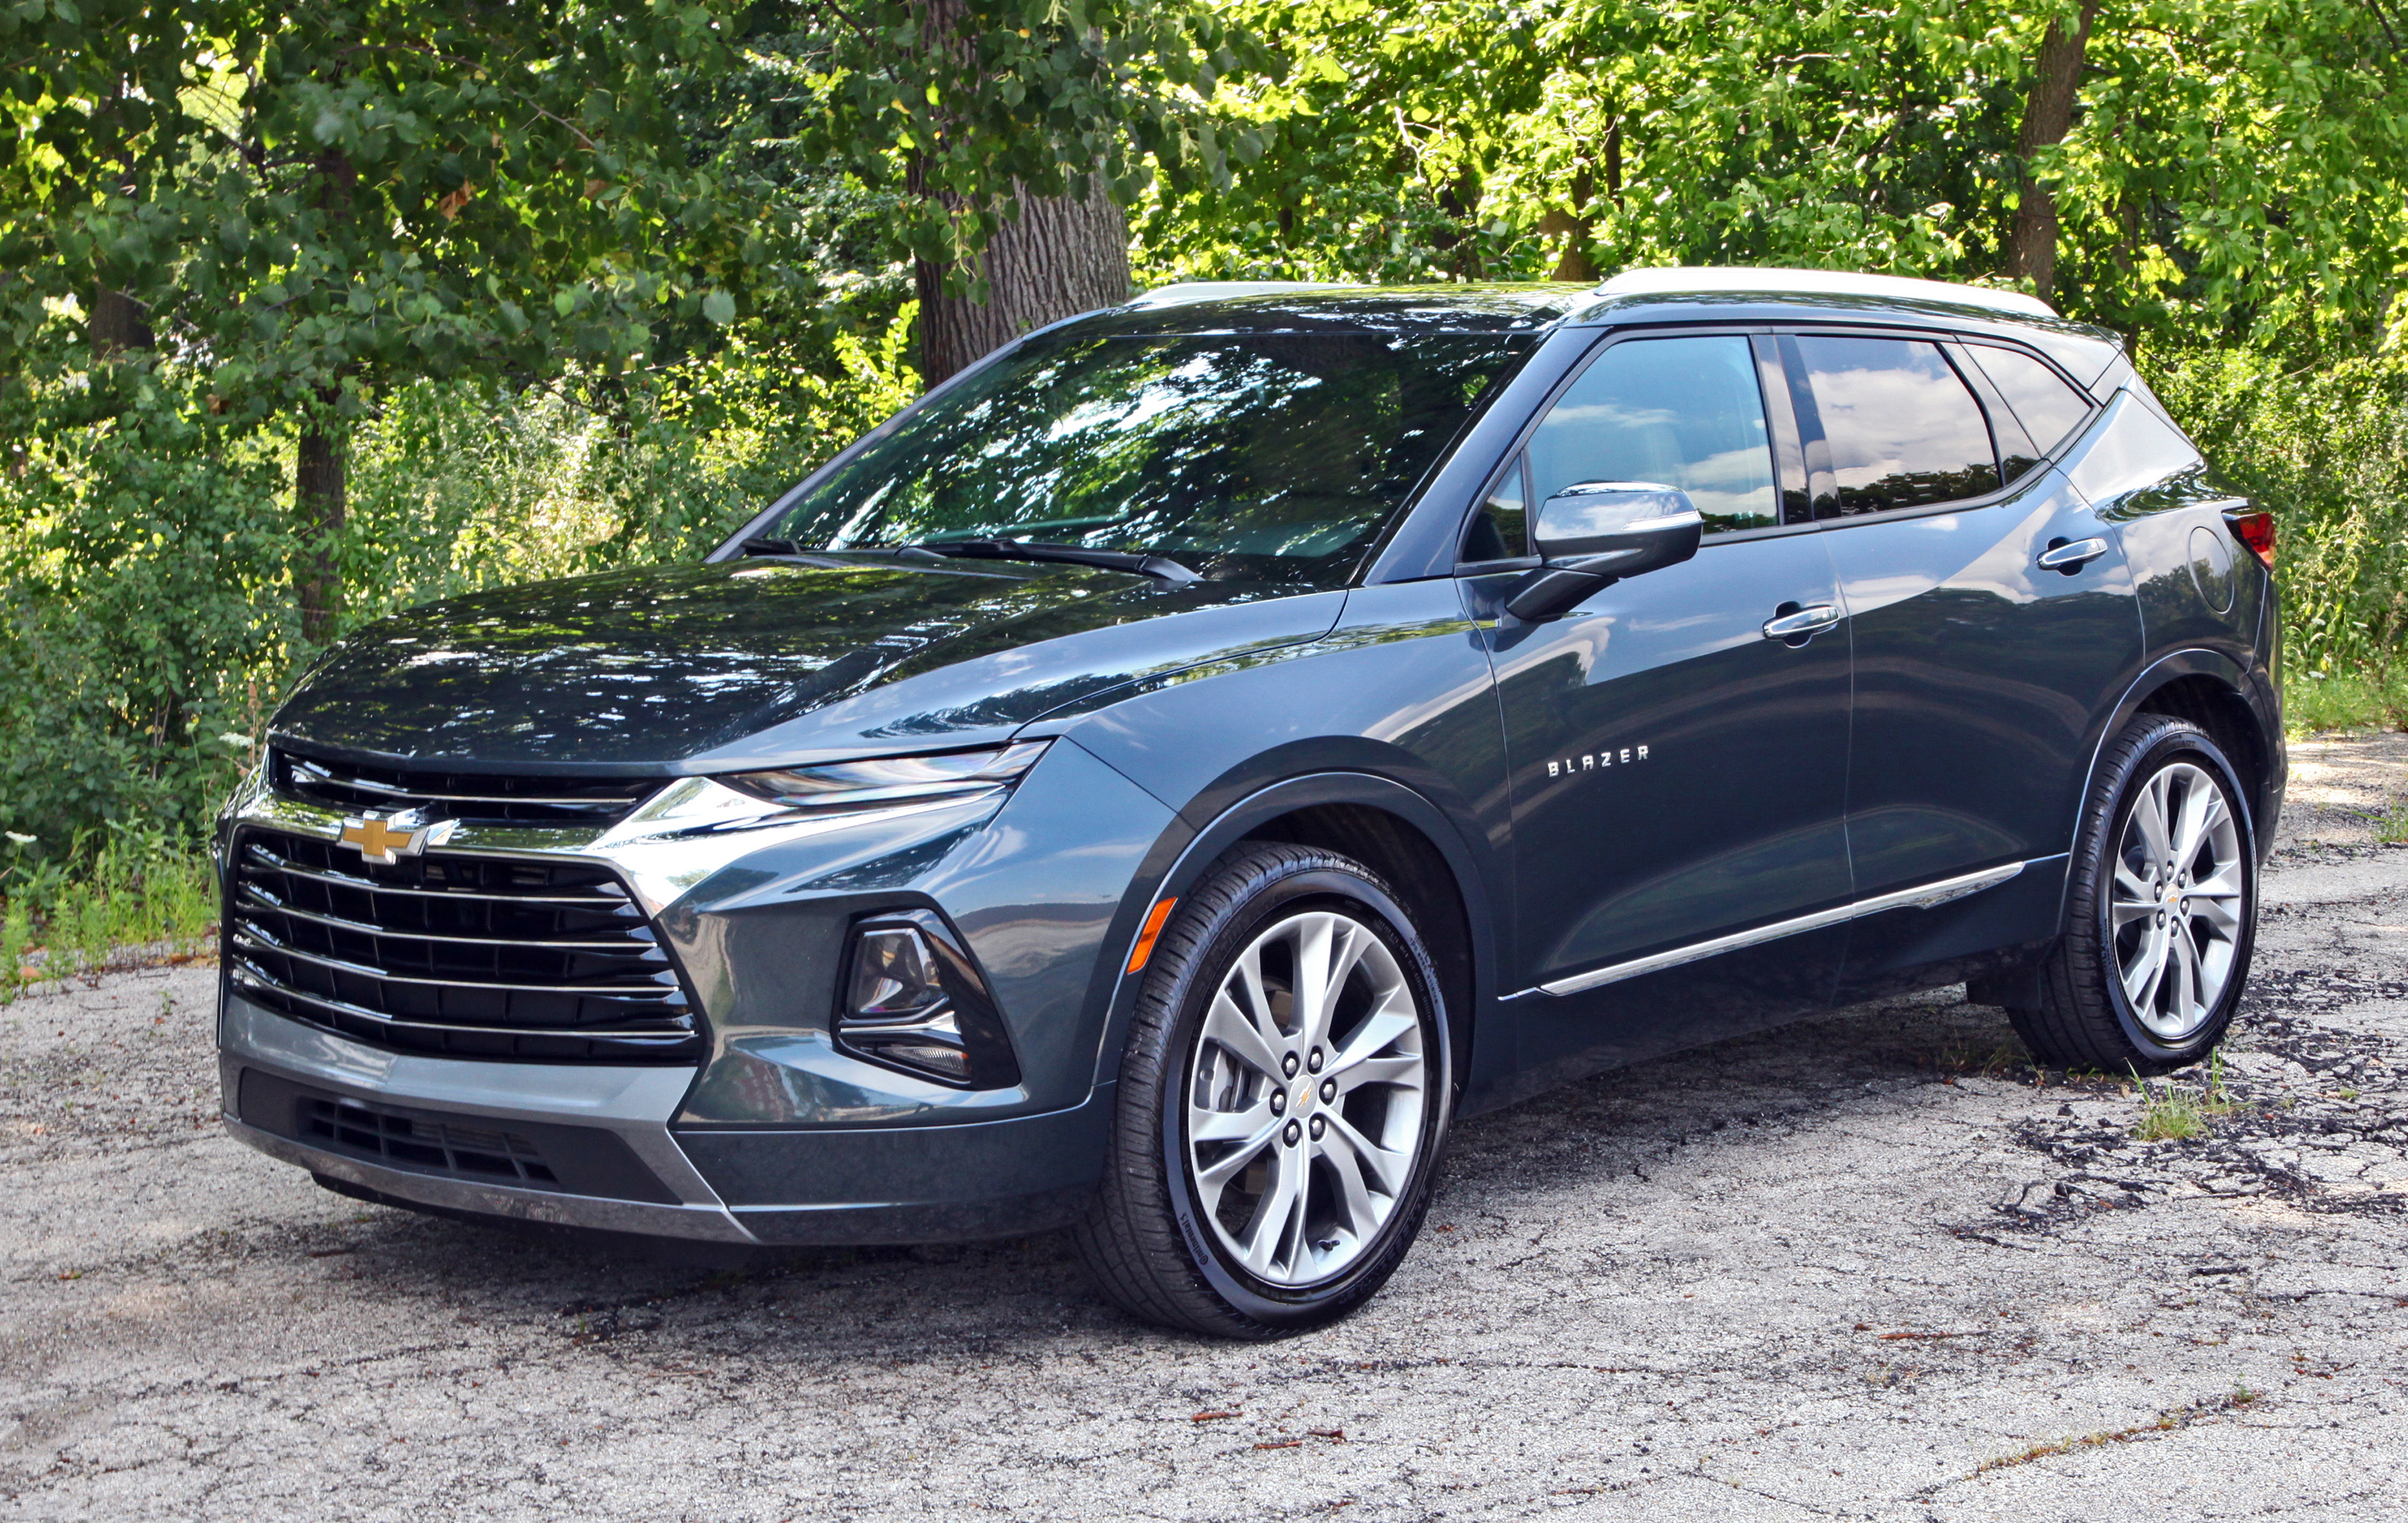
(1464, 332), (1856, 1086)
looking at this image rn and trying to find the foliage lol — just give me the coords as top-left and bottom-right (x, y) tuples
(5, 0), (2408, 958)
(0, 0), (759, 419)
(1135, 1), (2408, 355)
(2148, 346), (2408, 678)
(0, 362), (292, 853)
(0, 825), (216, 1003)
(767, 0), (1280, 297)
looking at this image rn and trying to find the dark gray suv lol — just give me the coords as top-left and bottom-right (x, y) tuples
(217, 267), (2282, 1335)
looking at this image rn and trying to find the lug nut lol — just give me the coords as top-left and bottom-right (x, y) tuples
(1320, 1078), (1337, 1104)
(1283, 1120), (1302, 1147)
(1269, 1089), (1285, 1115)
(1309, 1115), (1326, 1140)
(1306, 1048), (1324, 1074)
(1282, 1052), (1300, 1078)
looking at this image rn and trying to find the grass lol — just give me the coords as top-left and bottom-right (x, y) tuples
(2132, 1056), (2238, 1142)
(1973, 1387), (2260, 1474)
(2286, 666), (2408, 737)
(0, 835), (216, 1004)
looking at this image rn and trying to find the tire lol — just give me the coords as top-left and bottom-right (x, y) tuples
(2008, 715), (2258, 1075)
(1072, 842), (1454, 1338)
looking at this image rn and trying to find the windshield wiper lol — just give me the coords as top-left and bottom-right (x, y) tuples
(910, 539), (1200, 587)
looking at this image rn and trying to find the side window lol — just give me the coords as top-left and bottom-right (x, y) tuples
(1791, 336), (2000, 514)
(1525, 336), (1780, 535)
(1967, 344), (2095, 469)
(1462, 455), (1528, 562)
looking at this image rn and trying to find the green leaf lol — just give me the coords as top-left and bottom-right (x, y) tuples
(702, 289), (736, 325)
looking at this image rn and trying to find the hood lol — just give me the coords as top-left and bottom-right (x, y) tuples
(270, 558), (1345, 774)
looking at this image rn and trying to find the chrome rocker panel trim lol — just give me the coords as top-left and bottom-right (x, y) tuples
(1536, 861), (2027, 997)
(219, 993), (754, 1243)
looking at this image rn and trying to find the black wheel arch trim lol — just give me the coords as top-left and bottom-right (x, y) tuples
(2077, 647), (2281, 874)
(1080, 765), (1504, 1113)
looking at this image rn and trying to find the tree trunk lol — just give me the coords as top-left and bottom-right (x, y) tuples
(2006, 1), (2102, 302)
(295, 418), (345, 644)
(294, 145), (357, 643)
(1542, 165), (1599, 283)
(914, 181), (1131, 387)
(908, 0), (1132, 388)
(90, 288), (152, 358)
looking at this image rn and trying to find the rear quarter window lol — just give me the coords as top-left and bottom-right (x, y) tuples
(1967, 345), (2097, 464)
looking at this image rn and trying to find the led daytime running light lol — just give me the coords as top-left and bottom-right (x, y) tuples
(718, 740), (1052, 814)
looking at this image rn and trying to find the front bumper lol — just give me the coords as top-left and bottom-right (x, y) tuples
(221, 992), (1108, 1244)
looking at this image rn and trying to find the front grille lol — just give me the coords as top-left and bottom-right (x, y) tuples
(273, 749), (659, 825)
(226, 827), (702, 1063)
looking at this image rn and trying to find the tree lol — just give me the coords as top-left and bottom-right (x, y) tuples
(2, 0), (761, 639)
(777, 0), (1278, 384)
(2005, 0), (2102, 302)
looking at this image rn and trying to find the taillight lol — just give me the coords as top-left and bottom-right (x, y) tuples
(2228, 510), (2275, 568)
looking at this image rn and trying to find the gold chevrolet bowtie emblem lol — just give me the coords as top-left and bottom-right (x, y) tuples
(338, 814), (449, 864)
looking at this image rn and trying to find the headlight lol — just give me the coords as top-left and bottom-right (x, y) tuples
(719, 739), (1053, 814)
(615, 740), (1053, 836)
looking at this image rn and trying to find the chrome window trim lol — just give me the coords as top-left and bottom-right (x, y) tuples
(1533, 861), (2026, 997)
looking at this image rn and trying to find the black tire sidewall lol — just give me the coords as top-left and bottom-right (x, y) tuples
(2084, 723), (2258, 1066)
(1149, 861), (1452, 1330)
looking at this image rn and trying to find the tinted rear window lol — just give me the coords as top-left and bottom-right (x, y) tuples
(1968, 345), (2095, 466)
(1789, 336), (2000, 514)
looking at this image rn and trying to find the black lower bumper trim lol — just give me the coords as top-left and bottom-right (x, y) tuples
(237, 1069), (680, 1204)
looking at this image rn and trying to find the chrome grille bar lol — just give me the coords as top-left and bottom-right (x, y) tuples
(237, 885), (657, 952)
(226, 824), (702, 1063)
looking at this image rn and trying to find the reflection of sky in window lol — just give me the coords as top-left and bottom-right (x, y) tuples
(1528, 337), (1776, 529)
(1797, 339), (1991, 494)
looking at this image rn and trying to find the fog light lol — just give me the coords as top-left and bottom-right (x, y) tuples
(836, 909), (1020, 1089)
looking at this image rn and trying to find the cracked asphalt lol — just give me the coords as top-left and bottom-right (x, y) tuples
(8, 734), (2408, 1520)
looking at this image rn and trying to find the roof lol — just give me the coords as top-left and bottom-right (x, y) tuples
(1077, 270), (2117, 380)
(1081, 282), (1587, 336)
(1590, 266), (2058, 319)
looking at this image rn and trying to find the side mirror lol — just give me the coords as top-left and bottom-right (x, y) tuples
(1503, 481), (1704, 622)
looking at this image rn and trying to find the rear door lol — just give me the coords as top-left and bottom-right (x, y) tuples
(1463, 331), (1855, 1082)
(1782, 331), (2144, 998)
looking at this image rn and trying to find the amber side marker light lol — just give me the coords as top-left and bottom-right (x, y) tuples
(1127, 897), (1179, 974)
(2228, 510), (2276, 568)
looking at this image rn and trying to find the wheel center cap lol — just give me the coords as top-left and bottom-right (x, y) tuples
(1294, 1079), (1316, 1115)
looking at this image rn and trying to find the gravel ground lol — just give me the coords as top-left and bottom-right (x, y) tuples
(7, 734), (2408, 1521)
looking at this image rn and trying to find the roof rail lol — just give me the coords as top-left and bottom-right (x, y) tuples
(1595, 266), (2057, 319)
(1124, 280), (1360, 309)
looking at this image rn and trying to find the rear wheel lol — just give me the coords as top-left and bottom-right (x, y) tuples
(2008, 715), (2258, 1074)
(1073, 843), (1451, 1337)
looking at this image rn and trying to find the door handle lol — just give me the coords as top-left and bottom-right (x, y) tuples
(1761, 603), (1842, 641)
(2036, 536), (2109, 573)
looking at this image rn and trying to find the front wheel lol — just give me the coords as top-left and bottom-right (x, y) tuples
(1072, 843), (1452, 1337)
(2009, 715), (2258, 1074)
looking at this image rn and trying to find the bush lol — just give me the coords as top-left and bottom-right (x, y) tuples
(0, 313), (919, 952)
(2149, 347), (2408, 682)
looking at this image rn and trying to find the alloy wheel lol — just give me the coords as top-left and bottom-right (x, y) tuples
(1183, 909), (1431, 1288)
(2108, 760), (2245, 1042)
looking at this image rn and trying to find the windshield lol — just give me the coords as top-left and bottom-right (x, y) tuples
(759, 332), (1528, 587)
